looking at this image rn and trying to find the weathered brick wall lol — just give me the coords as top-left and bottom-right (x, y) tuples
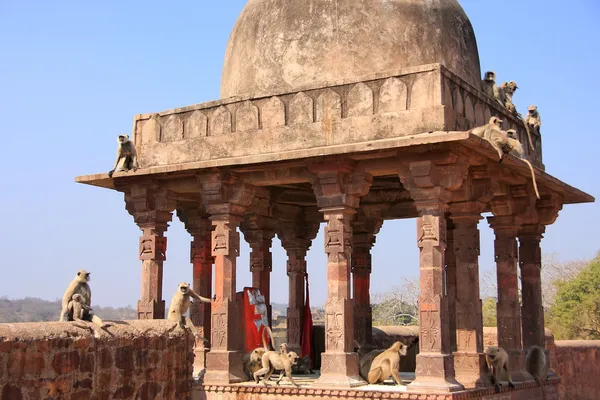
(550, 340), (600, 400)
(0, 320), (194, 400)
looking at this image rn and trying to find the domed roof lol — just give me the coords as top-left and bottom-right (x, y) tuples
(221, 0), (482, 99)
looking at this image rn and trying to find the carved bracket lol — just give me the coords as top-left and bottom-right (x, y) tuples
(139, 235), (167, 261)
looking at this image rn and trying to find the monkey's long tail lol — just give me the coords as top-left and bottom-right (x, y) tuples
(522, 159), (541, 199)
(535, 377), (547, 400)
(517, 113), (536, 154)
(262, 326), (275, 351)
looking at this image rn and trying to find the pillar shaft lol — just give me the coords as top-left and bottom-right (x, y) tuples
(199, 172), (254, 385)
(519, 224), (545, 350)
(488, 216), (527, 380)
(248, 237), (274, 325)
(450, 206), (488, 388)
(310, 164), (372, 388)
(351, 215), (381, 349)
(445, 217), (457, 354)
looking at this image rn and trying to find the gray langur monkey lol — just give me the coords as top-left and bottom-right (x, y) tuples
(60, 269), (92, 322)
(68, 294), (93, 322)
(500, 81), (518, 113)
(167, 282), (212, 333)
(367, 341), (408, 385)
(504, 130), (541, 199)
(468, 116), (503, 142)
(485, 346), (516, 393)
(108, 134), (139, 178)
(526, 346), (549, 400)
(481, 71), (505, 106)
(526, 105), (542, 134)
(253, 327), (300, 387)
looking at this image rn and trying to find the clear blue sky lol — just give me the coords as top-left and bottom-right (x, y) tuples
(0, 1), (598, 309)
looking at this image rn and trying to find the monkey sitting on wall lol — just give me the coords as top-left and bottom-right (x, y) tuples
(485, 346), (516, 393)
(366, 341), (408, 385)
(526, 105), (542, 135)
(468, 116), (503, 142)
(526, 345), (549, 400)
(481, 71), (505, 106)
(60, 269), (92, 322)
(500, 81), (518, 113)
(167, 282), (212, 333)
(108, 134), (139, 178)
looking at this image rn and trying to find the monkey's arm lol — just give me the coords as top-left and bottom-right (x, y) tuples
(108, 152), (122, 177)
(189, 289), (212, 303)
(131, 148), (139, 170)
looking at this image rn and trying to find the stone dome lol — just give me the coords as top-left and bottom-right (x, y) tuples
(221, 0), (482, 99)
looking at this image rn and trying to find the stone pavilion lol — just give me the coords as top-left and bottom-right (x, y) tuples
(76, 0), (593, 398)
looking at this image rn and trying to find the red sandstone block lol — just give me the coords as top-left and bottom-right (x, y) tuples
(1, 384), (23, 400)
(80, 353), (95, 374)
(35, 340), (50, 352)
(98, 348), (113, 369)
(52, 351), (80, 375)
(73, 338), (91, 349)
(7, 351), (45, 378)
(71, 390), (93, 400)
(0, 341), (11, 353)
(115, 347), (135, 370)
(113, 385), (135, 399)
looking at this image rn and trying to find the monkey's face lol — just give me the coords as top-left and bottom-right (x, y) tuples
(395, 341), (408, 356)
(484, 72), (496, 81)
(76, 270), (90, 283)
(490, 117), (502, 126)
(486, 346), (499, 359)
(178, 283), (190, 294)
(528, 105), (537, 113)
(118, 134), (129, 143)
(506, 129), (517, 139)
(287, 352), (299, 365)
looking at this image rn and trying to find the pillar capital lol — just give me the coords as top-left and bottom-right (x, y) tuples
(449, 201), (485, 222)
(197, 171), (255, 219)
(177, 204), (211, 237)
(309, 161), (372, 209)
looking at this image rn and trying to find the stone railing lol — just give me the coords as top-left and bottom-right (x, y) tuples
(132, 64), (446, 169)
(550, 340), (600, 400)
(0, 321), (193, 400)
(129, 63), (543, 172)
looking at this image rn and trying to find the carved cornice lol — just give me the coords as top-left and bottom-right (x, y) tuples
(308, 160), (373, 211)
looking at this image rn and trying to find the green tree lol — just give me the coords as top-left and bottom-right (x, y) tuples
(482, 297), (497, 327)
(547, 253), (600, 340)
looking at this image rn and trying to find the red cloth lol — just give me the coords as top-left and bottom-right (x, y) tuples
(243, 287), (270, 352)
(300, 274), (313, 368)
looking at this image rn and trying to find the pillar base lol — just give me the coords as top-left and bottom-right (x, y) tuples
(204, 351), (245, 384)
(137, 299), (165, 320)
(454, 352), (490, 389)
(507, 350), (532, 382)
(314, 353), (366, 388)
(193, 340), (209, 378)
(408, 354), (464, 392)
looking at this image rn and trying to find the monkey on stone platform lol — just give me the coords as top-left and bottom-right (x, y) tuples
(108, 134), (139, 178)
(366, 341), (408, 385)
(468, 116), (503, 142)
(502, 129), (540, 199)
(485, 346), (516, 393)
(253, 327), (300, 387)
(526, 345), (549, 400)
(167, 282), (212, 333)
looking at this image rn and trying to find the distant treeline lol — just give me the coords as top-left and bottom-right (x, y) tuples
(0, 297), (136, 323)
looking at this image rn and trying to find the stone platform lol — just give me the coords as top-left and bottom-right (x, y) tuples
(192, 374), (559, 400)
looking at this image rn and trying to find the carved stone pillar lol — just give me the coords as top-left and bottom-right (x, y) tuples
(399, 159), (466, 392)
(445, 216), (457, 354)
(241, 217), (276, 325)
(487, 215), (527, 380)
(124, 185), (176, 320)
(519, 224), (545, 350)
(310, 162), (372, 388)
(449, 202), (488, 388)
(199, 172), (254, 384)
(351, 214), (382, 349)
(177, 205), (214, 374)
(278, 214), (320, 354)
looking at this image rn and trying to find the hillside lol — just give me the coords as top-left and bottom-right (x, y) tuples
(0, 297), (137, 323)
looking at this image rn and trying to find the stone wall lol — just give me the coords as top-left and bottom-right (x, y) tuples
(0, 320), (194, 400)
(550, 340), (600, 400)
